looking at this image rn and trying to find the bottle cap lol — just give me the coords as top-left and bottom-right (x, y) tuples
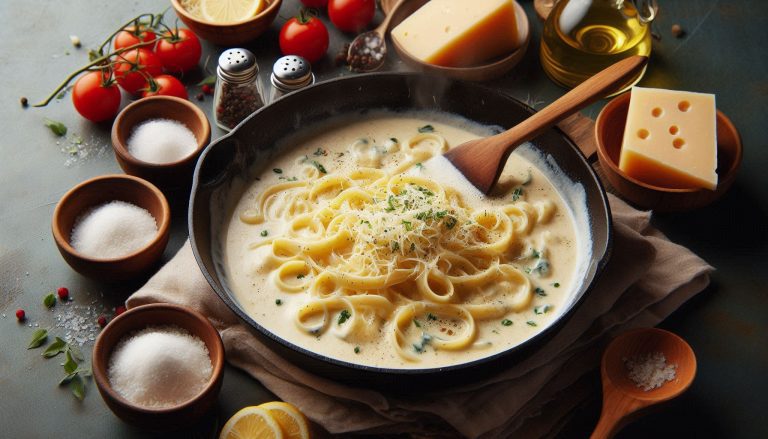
(271, 55), (314, 91)
(217, 48), (258, 83)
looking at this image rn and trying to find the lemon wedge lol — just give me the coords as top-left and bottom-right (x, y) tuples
(259, 401), (312, 439)
(219, 406), (284, 439)
(201, 0), (265, 23)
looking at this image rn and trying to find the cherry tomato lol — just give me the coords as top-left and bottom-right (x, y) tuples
(114, 26), (157, 51)
(328, 0), (375, 33)
(155, 28), (202, 74)
(279, 11), (329, 63)
(72, 71), (121, 122)
(300, 0), (328, 7)
(142, 74), (188, 99)
(113, 48), (163, 95)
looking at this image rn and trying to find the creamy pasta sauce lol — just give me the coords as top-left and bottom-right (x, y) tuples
(223, 113), (584, 369)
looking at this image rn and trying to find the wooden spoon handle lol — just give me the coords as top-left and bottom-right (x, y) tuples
(376, 0), (407, 34)
(494, 55), (648, 156)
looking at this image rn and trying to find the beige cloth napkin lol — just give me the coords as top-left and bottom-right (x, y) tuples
(127, 194), (712, 438)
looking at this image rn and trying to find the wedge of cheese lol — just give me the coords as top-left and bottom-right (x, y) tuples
(619, 87), (718, 190)
(391, 0), (519, 67)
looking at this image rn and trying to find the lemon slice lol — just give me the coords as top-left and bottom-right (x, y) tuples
(201, 0), (265, 23)
(259, 401), (311, 439)
(219, 406), (284, 439)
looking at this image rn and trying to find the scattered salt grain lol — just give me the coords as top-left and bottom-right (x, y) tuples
(624, 351), (677, 391)
(70, 201), (158, 259)
(108, 325), (212, 408)
(127, 118), (198, 164)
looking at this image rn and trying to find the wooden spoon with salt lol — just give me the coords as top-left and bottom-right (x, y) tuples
(444, 55), (648, 194)
(591, 328), (697, 439)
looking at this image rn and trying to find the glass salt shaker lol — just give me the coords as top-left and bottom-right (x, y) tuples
(213, 48), (265, 131)
(269, 55), (315, 103)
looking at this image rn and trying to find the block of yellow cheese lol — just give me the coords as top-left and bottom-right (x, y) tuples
(619, 87), (718, 190)
(390, 0), (519, 68)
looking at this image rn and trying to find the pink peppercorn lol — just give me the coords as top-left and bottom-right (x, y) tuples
(15, 309), (25, 321)
(202, 84), (213, 95)
(114, 305), (127, 316)
(57, 287), (69, 301)
(97, 315), (107, 327)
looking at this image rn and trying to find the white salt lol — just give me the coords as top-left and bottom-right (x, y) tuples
(624, 351), (677, 391)
(70, 201), (158, 259)
(108, 325), (212, 408)
(127, 118), (198, 164)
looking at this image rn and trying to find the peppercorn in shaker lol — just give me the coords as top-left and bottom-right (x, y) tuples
(213, 48), (265, 131)
(269, 55), (315, 103)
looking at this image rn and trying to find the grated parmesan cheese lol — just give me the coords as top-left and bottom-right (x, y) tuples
(623, 351), (677, 391)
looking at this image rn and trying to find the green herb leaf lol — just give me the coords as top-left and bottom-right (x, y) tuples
(70, 375), (85, 401)
(533, 259), (550, 276)
(427, 313), (437, 321)
(512, 187), (524, 201)
(63, 350), (78, 374)
(313, 147), (326, 156)
(415, 186), (434, 196)
(361, 220), (372, 228)
(297, 274), (305, 279)
(435, 210), (447, 219)
(415, 162), (424, 169)
(43, 293), (56, 308)
(338, 309), (351, 325)
(59, 372), (78, 386)
(402, 220), (413, 231)
(43, 337), (67, 358)
(27, 329), (48, 349)
(391, 241), (400, 251)
(196, 75), (216, 86)
(385, 195), (397, 212)
(418, 125), (435, 133)
(526, 321), (538, 327)
(553, 282), (560, 288)
(311, 160), (327, 174)
(413, 319), (421, 328)
(534, 305), (552, 315)
(67, 344), (84, 362)
(44, 118), (67, 137)
(261, 230), (269, 237)
(354, 346), (360, 354)
(534, 287), (547, 297)
(275, 299), (283, 306)
(444, 216), (458, 229)
(531, 249), (541, 259)
(501, 319), (513, 326)
(273, 168), (283, 174)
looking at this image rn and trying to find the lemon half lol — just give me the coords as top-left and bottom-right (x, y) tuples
(219, 405), (284, 439)
(201, 0), (265, 23)
(259, 401), (311, 439)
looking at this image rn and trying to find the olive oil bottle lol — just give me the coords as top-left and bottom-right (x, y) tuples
(540, 0), (656, 94)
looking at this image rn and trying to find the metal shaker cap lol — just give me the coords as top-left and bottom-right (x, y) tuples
(217, 48), (258, 83)
(271, 55), (314, 91)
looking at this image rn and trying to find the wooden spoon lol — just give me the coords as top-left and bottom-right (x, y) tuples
(443, 55), (648, 194)
(346, 0), (408, 72)
(591, 328), (697, 439)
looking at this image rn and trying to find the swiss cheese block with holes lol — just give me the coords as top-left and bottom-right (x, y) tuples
(619, 87), (718, 190)
(390, 0), (518, 67)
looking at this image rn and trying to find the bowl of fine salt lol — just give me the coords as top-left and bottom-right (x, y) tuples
(111, 95), (211, 189)
(92, 303), (225, 430)
(52, 174), (171, 281)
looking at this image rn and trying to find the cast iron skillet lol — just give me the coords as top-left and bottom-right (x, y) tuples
(189, 73), (612, 391)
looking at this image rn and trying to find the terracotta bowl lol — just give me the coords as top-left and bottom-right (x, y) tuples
(92, 303), (225, 431)
(111, 96), (211, 190)
(387, 0), (530, 81)
(170, 0), (282, 46)
(595, 92), (742, 212)
(52, 174), (171, 281)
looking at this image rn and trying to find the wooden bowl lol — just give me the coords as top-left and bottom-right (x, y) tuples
(52, 174), (171, 281)
(92, 303), (225, 431)
(595, 92), (742, 212)
(111, 96), (211, 190)
(387, 0), (530, 81)
(170, 0), (282, 46)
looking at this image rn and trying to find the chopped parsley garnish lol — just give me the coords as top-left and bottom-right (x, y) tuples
(526, 321), (538, 327)
(415, 162), (424, 169)
(533, 259), (550, 276)
(391, 241), (400, 251)
(338, 309), (351, 325)
(354, 346), (360, 354)
(275, 299), (282, 306)
(512, 187), (524, 201)
(427, 313), (437, 321)
(385, 195), (398, 212)
(415, 186), (434, 196)
(390, 137), (399, 144)
(534, 287), (547, 296)
(534, 305), (551, 315)
(553, 282), (560, 288)
(273, 168), (283, 174)
(402, 220), (413, 231)
(311, 160), (327, 174)
(361, 220), (372, 228)
(444, 216), (458, 229)
(297, 274), (305, 279)
(501, 319), (513, 326)
(435, 210), (448, 219)
(418, 124), (435, 133)
(260, 230), (268, 237)
(413, 334), (432, 353)
(531, 249), (541, 259)
(313, 147), (326, 156)
(413, 319), (422, 328)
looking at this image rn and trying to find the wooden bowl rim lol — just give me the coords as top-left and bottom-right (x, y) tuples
(389, 0), (530, 80)
(111, 95), (211, 170)
(51, 174), (171, 263)
(92, 303), (225, 414)
(170, 0), (282, 27)
(595, 91), (743, 194)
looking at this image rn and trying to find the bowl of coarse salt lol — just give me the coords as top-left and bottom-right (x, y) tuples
(92, 303), (225, 431)
(52, 174), (171, 281)
(111, 95), (211, 189)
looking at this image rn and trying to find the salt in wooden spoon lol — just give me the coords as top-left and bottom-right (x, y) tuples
(347, 0), (408, 72)
(444, 55), (648, 194)
(591, 328), (697, 439)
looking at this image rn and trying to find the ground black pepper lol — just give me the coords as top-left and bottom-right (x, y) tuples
(215, 81), (264, 129)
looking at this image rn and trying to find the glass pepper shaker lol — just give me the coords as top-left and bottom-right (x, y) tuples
(213, 48), (265, 131)
(269, 55), (315, 103)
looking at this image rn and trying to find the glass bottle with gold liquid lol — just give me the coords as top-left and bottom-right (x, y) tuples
(540, 0), (657, 94)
